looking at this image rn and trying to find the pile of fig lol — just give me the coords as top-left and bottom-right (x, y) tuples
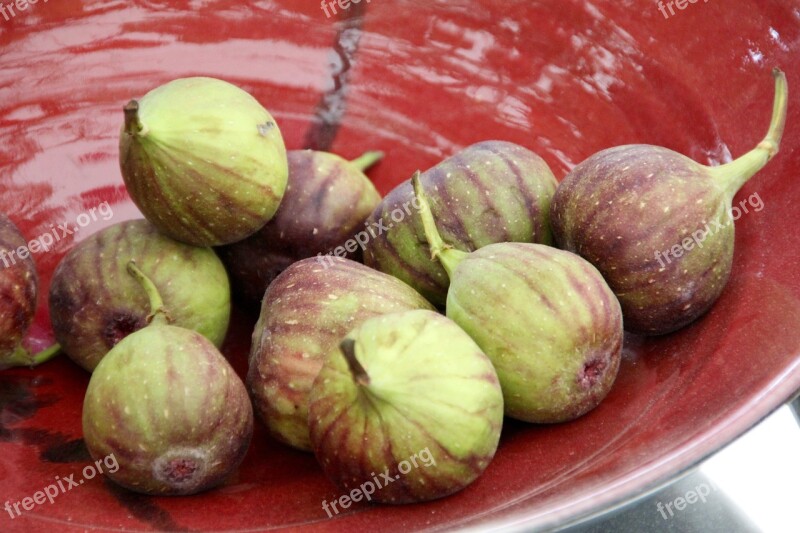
(2, 68), (787, 505)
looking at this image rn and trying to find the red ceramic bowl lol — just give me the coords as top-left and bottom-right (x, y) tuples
(1, 1), (799, 531)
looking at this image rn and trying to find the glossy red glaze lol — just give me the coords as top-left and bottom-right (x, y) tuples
(1, 1), (799, 531)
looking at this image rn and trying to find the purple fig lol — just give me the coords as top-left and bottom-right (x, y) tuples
(248, 257), (434, 451)
(217, 150), (382, 306)
(119, 77), (289, 247)
(82, 262), (253, 496)
(49, 220), (230, 372)
(551, 69), (788, 335)
(0, 214), (57, 369)
(365, 140), (558, 306)
(309, 310), (504, 504)
(413, 174), (623, 423)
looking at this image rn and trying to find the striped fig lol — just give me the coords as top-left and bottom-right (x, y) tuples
(217, 150), (382, 306)
(308, 310), (504, 504)
(49, 220), (230, 372)
(119, 77), (288, 247)
(0, 214), (57, 369)
(413, 174), (623, 423)
(83, 262), (252, 495)
(551, 69), (788, 335)
(365, 140), (557, 306)
(248, 257), (434, 451)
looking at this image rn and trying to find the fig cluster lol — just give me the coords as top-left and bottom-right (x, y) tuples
(3, 68), (787, 507)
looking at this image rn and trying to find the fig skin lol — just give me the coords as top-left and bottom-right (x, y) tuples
(83, 263), (252, 496)
(308, 310), (504, 504)
(551, 69), (788, 335)
(365, 140), (558, 307)
(217, 150), (382, 307)
(49, 219), (231, 372)
(412, 174), (623, 423)
(445, 243), (623, 422)
(248, 257), (434, 452)
(0, 214), (39, 369)
(119, 77), (289, 247)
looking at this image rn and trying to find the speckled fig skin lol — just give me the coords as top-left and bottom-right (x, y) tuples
(119, 77), (289, 247)
(308, 310), (504, 504)
(50, 220), (231, 372)
(83, 266), (252, 496)
(0, 214), (38, 369)
(217, 150), (381, 307)
(248, 257), (434, 451)
(411, 174), (623, 422)
(445, 244), (623, 423)
(551, 70), (787, 335)
(365, 140), (557, 307)
(551, 146), (735, 335)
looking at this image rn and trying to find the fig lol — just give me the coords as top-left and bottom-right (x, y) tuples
(413, 174), (623, 423)
(82, 261), (253, 496)
(0, 214), (58, 369)
(119, 77), (289, 247)
(365, 140), (558, 306)
(49, 219), (230, 372)
(217, 149), (382, 306)
(248, 257), (434, 451)
(308, 310), (504, 504)
(551, 69), (788, 335)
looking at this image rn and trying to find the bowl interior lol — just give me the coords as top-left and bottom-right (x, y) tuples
(1, 1), (799, 531)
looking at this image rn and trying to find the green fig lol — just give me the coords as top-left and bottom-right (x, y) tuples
(551, 69), (788, 335)
(413, 174), (623, 423)
(0, 214), (59, 369)
(248, 257), (434, 451)
(217, 150), (382, 306)
(365, 140), (558, 307)
(308, 309), (504, 504)
(82, 262), (253, 496)
(119, 77), (289, 247)
(49, 220), (230, 372)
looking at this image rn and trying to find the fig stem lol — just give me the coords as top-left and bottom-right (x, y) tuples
(3, 343), (61, 369)
(411, 171), (468, 279)
(710, 68), (788, 196)
(126, 261), (169, 325)
(350, 151), (385, 173)
(340, 338), (370, 386)
(123, 100), (143, 136)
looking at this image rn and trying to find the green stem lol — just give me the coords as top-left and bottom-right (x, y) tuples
(126, 261), (169, 325)
(350, 151), (385, 173)
(340, 338), (370, 387)
(411, 171), (468, 278)
(3, 343), (61, 369)
(123, 100), (143, 136)
(710, 68), (788, 196)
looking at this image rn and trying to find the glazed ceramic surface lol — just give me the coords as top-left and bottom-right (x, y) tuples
(1, 1), (799, 531)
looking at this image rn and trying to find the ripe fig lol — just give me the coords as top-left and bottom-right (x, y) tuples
(413, 174), (623, 423)
(119, 77), (289, 246)
(82, 262), (253, 496)
(551, 69), (788, 335)
(308, 310), (504, 504)
(50, 220), (230, 372)
(217, 150), (382, 306)
(364, 140), (558, 306)
(248, 257), (434, 451)
(0, 214), (58, 369)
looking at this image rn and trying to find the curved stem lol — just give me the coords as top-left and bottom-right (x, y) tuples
(2, 343), (61, 369)
(123, 100), (143, 135)
(350, 151), (385, 173)
(709, 68), (788, 196)
(411, 171), (468, 278)
(340, 338), (370, 387)
(126, 261), (169, 325)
